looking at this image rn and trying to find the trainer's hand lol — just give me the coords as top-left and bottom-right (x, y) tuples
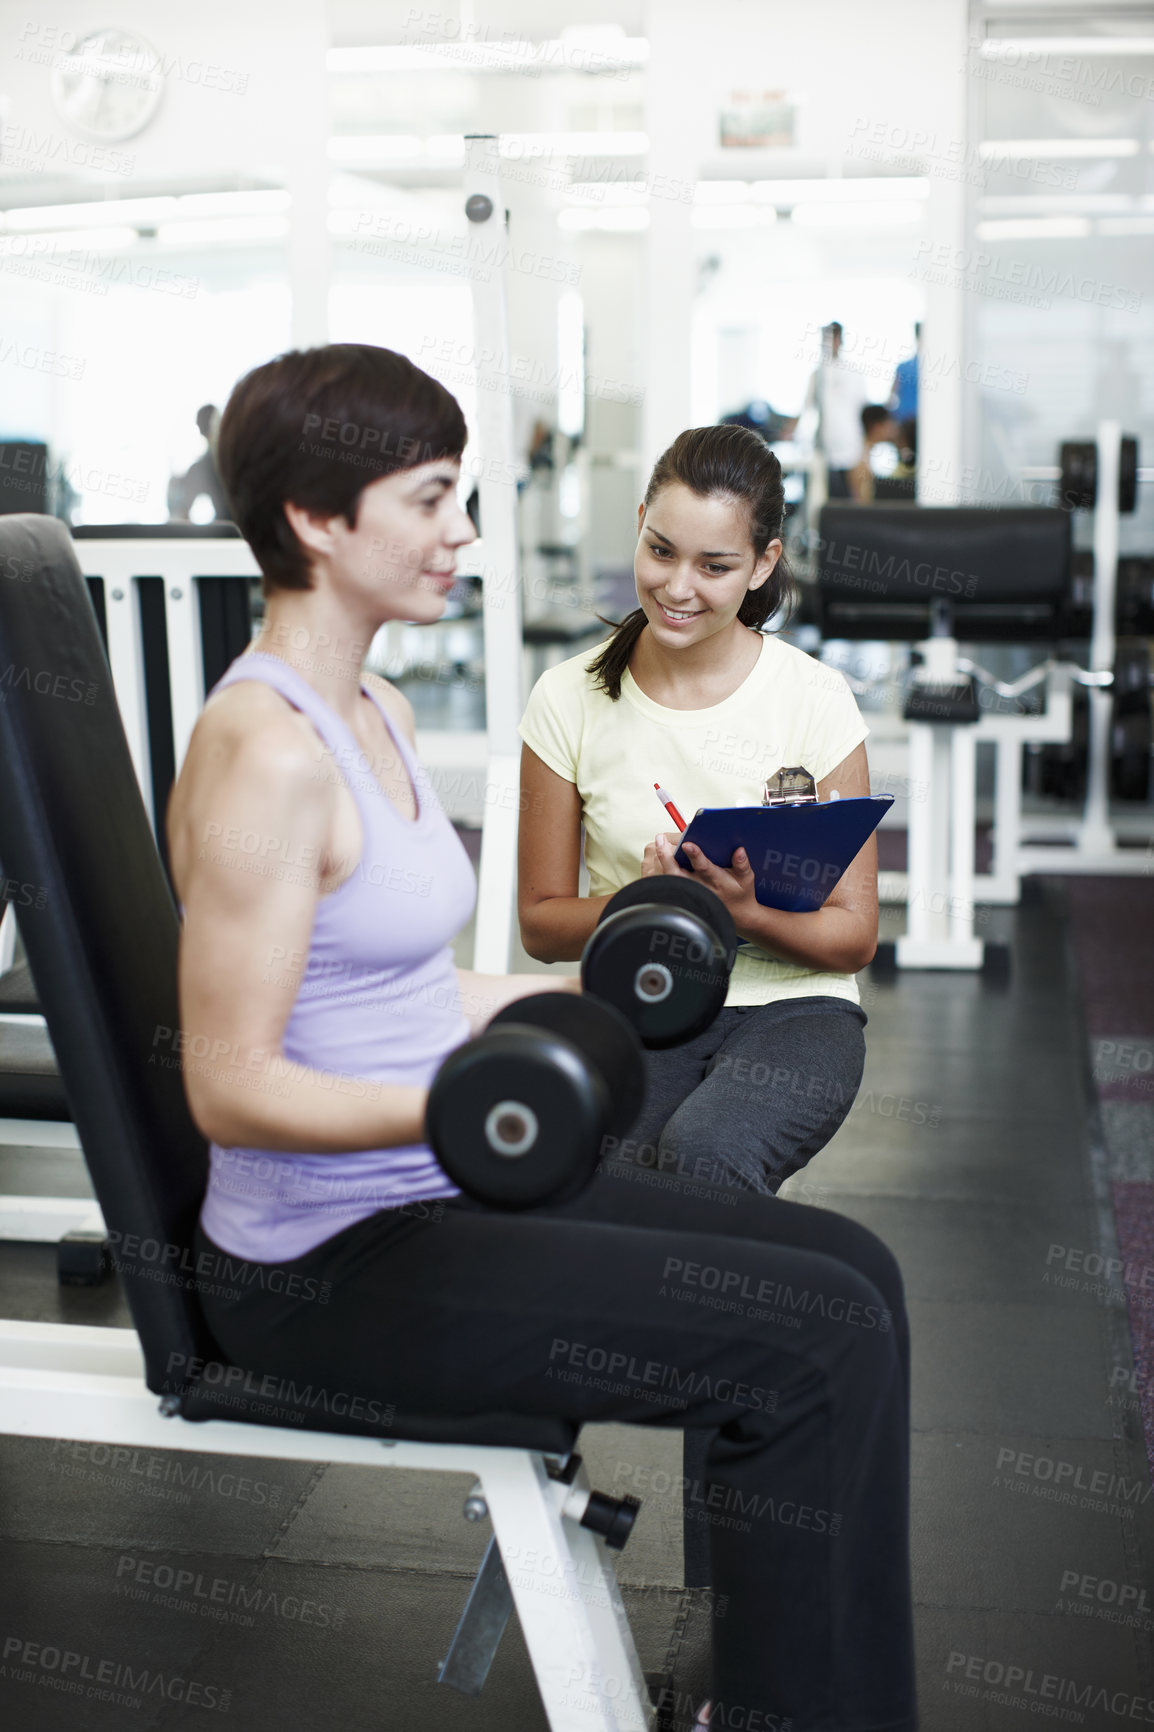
(643, 833), (761, 933)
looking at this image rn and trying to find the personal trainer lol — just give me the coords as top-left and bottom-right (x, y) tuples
(518, 424), (877, 1201)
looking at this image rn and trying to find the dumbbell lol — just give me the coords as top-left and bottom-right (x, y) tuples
(580, 876), (738, 1050)
(426, 991), (646, 1209)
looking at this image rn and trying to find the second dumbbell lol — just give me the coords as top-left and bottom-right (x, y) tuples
(581, 876), (738, 1050)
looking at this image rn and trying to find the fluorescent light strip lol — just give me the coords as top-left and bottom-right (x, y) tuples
(980, 138), (1140, 159)
(975, 216), (1094, 239)
(557, 207), (648, 232)
(980, 37), (1154, 58)
(791, 201), (923, 228)
(156, 217), (290, 246)
(0, 227), (139, 254)
(329, 132), (649, 165)
(0, 190), (289, 233)
(566, 182), (651, 206)
(328, 37), (649, 74)
(690, 206), (778, 229)
(979, 194), (1148, 214)
(749, 177), (928, 204)
(1097, 216), (1154, 235)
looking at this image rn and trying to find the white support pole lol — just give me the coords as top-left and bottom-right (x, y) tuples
(988, 734), (1022, 903)
(1080, 421), (1120, 855)
(466, 137), (524, 974)
(98, 569), (152, 827)
(948, 727), (976, 946)
(905, 724), (935, 945)
(0, 907), (17, 974)
(482, 1451), (653, 1731)
(163, 577), (206, 779)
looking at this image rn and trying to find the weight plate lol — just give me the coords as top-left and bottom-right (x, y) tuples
(1119, 435), (1139, 516)
(1059, 441), (1096, 512)
(427, 1024), (605, 1209)
(583, 904), (729, 1049)
(595, 875), (739, 970)
(490, 991), (646, 1139)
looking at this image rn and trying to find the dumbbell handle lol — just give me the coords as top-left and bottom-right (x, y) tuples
(1020, 467), (1154, 482)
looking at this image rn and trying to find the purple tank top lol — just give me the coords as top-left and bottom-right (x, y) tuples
(197, 651), (476, 1260)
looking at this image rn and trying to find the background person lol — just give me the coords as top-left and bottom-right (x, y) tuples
(849, 404), (903, 502)
(803, 321), (873, 498)
(167, 403), (232, 522)
(889, 323), (921, 425)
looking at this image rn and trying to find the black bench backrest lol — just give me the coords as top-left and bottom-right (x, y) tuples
(0, 515), (214, 1391)
(816, 504), (1073, 641)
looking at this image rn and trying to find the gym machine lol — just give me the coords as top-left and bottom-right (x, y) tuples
(817, 500), (1092, 970)
(815, 423), (1153, 970)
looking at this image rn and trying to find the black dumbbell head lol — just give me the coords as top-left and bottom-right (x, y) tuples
(595, 875), (738, 967)
(1059, 440), (1097, 513)
(582, 877), (736, 1049)
(426, 993), (645, 1210)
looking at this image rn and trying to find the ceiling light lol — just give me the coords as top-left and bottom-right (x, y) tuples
(979, 37), (1154, 58)
(327, 36), (648, 75)
(557, 207), (649, 232)
(501, 132), (648, 157)
(1096, 216), (1154, 236)
(979, 194), (1137, 215)
(691, 206), (777, 229)
(694, 182), (753, 205)
(790, 201), (923, 228)
(0, 190), (290, 231)
(975, 216), (1093, 239)
(155, 217), (290, 246)
(0, 226), (138, 253)
(750, 177), (928, 204)
(980, 138), (1140, 159)
(329, 135), (425, 164)
(565, 183), (649, 208)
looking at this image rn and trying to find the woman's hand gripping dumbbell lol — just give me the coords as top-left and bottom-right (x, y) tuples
(425, 880), (737, 1209)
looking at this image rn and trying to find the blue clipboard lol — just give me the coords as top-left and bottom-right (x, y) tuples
(674, 795), (893, 912)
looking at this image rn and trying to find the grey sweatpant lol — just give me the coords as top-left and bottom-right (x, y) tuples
(598, 994), (867, 1200)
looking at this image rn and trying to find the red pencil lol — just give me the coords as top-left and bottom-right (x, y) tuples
(653, 782), (687, 832)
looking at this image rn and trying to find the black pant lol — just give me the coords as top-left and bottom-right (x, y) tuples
(196, 1172), (916, 1731)
(601, 997), (868, 1590)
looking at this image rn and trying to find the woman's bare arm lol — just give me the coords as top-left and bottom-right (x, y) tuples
(168, 706), (426, 1153)
(517, 744), (613, 963)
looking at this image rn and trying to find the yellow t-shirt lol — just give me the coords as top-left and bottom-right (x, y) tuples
(518, 632), (870, 1008)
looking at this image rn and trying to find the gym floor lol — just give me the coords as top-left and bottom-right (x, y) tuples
(1, 863), (1152, 1730)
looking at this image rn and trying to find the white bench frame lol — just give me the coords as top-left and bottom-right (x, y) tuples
(0, 1318), (654, 1731)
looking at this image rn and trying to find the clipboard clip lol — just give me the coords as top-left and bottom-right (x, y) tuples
(761, 765), (818, 808)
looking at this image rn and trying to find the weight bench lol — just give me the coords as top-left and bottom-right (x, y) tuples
(0, 514), (655, 1731)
